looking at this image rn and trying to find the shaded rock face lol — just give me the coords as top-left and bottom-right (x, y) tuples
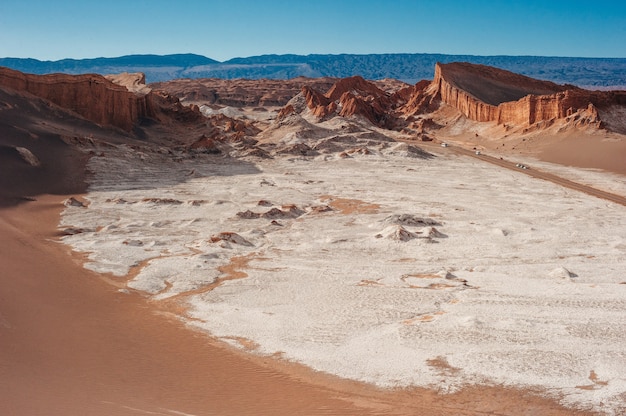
(395, 80), (434, 116)
(0, 67), (205, 133)
(151, 91), (203, 125)
(0, 67), (154, 131)
(430, 62), (626, 128)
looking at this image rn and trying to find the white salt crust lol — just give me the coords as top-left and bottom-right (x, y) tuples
(61, 147), (626, 415)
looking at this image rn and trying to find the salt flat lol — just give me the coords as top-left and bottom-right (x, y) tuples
(60, 144), (626, 415)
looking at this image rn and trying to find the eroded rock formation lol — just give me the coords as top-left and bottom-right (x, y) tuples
(151, 77), (338, 107)
(105, 72), (152, 95)
(0, 66), (154, 131)
(0, 67), (204, 132)
(429, 62), (626, 128)
(270, 62), (626, 142)
(293, 75), (410, 128)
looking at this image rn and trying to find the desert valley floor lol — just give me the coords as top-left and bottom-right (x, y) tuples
(2, 62), (626, 415)
(57, 136), (626, 415)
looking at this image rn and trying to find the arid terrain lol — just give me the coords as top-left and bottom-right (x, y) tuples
(1, 63), (625, 415)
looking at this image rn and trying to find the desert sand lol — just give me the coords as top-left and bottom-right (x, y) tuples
(2, 140), (617, 415)
(54, 132), (625, 415)
(3, 198), (600, 415)
(2, 64), (625, 415)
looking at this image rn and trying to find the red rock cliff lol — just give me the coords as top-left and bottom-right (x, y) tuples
(431, 62), (625, 127)
(0, 66), (154, 131)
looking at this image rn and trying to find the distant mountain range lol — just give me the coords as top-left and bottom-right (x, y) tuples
(1, 53), (625, 88)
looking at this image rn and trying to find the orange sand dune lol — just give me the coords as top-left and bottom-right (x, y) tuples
(0, 195), (595, 416)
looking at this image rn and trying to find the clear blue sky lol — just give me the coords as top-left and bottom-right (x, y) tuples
(1, 0), (624, 61)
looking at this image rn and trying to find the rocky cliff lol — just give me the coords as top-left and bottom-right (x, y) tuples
(0, 67), (156, 131)
(275, 63), (625, 136)
(430, 62), (626, 128)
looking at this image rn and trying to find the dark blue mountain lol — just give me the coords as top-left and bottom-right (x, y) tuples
(1, 53), (624, 87)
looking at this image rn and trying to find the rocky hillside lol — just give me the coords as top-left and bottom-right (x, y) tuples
(0, 67), (202, 132)
(430, 62), (626, 128)
(275, 62), (626, 136)
(279, 76), (402, 129)
(151, 77), (338, 107)
(0, 67), (154, 131)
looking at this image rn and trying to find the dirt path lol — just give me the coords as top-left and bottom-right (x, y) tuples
(441, 143), (626, 206)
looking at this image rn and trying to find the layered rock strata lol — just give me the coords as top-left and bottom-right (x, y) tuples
(431, 62), (626, 127)
(0, 66), (154, 131)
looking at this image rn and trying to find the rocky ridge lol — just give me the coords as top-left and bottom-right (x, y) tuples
(430, 62), (626, 129)
(150, 77), (411, 109)
(0, 67), (155, 131)
(273, 62), (626, 139)
(0, 66), (202, 132)
(2, 62), (625, 177)
(151, 77), (338, 107)
(278, 75), (422, 131)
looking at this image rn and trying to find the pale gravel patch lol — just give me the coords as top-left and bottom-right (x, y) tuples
(509, 155), (626, 196)
(61, 147), (626, 415)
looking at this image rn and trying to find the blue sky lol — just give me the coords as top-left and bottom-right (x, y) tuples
(1, 0), (624, 61)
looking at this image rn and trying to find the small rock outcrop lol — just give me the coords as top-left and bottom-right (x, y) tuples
(64, 197), (86, 207)
(548, 267), (577, 279)
(384, 214), (441, 227)
(209, 232), (253, 246)
(298, 76), (401, 128)
(14, 146), (40, 166)
(236, 204), (305, 220)
(188, 135), (222, 154)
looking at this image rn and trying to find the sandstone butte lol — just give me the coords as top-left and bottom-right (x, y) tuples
(0, 67), (201, 132)
(426, 62), (626, 128)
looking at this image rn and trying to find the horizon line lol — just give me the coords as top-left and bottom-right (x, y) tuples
(2, 51), (626, 63)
